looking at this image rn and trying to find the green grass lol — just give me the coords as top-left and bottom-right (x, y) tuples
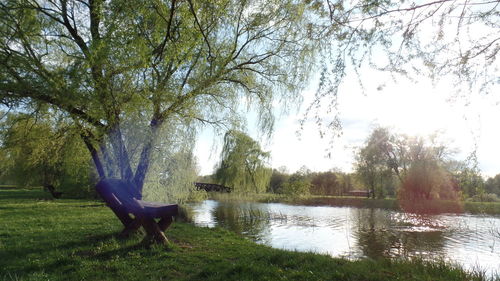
(464, 201), (500, 215)
(1, 189), (497, 281)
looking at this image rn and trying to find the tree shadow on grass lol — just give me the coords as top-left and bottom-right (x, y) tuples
(0, 232), (155, 278)
(0, 189), (50, 201)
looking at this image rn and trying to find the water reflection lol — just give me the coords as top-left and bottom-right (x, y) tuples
(213, 201), (271, 240)
(187, 200), (500, 276)
(353, 209), (447, 260)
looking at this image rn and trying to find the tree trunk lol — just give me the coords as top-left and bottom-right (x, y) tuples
(109, 126), (134, 182)
(133, 119), (162, 195)
(81, 134), (106, 179)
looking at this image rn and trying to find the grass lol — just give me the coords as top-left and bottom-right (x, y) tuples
(464, 201), (500, 215)
(1, 188), (497, 281)
(209, 192), (500, 215)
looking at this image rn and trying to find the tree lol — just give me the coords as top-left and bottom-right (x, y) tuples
(354, 128), (462, 211)
(398, 157), (462, 213)
(269, 167), (290, 193)
(0, 0), (321, 194)
(355, 127), (455, 198)
(2, 0), (496, 196)
(485, 174), (500, 197)
(279, 167), (312, 196)
(215, 130), (271, 193)
(451, 164), (485, 198)
(0, 111), (95, 196)
(354, 128), (394, 198)
(310, 171), (339, 195)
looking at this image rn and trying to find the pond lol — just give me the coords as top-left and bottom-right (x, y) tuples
(187, 200), (500, 276)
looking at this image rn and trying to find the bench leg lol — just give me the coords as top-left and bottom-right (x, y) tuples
(158, 216), (173, 232)
(119, 218), (143, 238)
(142, 218), (169, 244)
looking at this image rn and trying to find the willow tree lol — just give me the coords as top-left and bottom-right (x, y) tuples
(214, 130), (271, 193)
(0, 0), (321, 194)
(0, 111), (95, 196)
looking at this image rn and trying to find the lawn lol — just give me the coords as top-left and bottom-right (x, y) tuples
(0, 188), (495, 281)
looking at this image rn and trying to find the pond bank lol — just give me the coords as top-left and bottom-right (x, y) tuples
(0, 189), (495, 281)
(209, 193), (500, 215)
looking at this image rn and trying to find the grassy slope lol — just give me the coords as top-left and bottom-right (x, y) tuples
(0, 189), (494, 281)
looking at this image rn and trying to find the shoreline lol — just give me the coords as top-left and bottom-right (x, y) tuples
(1, 189), (497, 280)
(208, 192), (500, 215)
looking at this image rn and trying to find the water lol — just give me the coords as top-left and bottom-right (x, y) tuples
(188, 200), (500, 276)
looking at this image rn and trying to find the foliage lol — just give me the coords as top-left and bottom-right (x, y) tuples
(452, 165), (485, 199)
(310, 171), (338, 195)
(354, 128), (395, 198)
(277, 167), (312, 196)
(1, 0), (497, 199)
(280, 180), (311, 197)
(268, 167), (290, 193)
(215, 130), (271, 193)
(268, 167), (357, 197)
(0, 112), (95, 197)
(400, 160), (460, 201)
(141, 121), (205, 202)
(143, 149), (204, 203)
(484, 174), (500, 197)
(398, 158), (462, 214)
(309, 171), (356, 196)
(467, 193), (500, 203)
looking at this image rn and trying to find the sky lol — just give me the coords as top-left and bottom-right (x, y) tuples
(194, 68), (500, 177)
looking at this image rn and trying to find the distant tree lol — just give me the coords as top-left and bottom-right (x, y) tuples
(338, 173), (356, 195)
(400, 159), (458, 201)
(197, 174), (215, 184)
(355, 127), (457, 199)
(310, 171), (339, 195)
(269, 168), (290, 193)
(0, 112), (95, 197)
(398, 157), (461, 213)
(451, 164), (485, 198)
(215, 130), (271, 193)
(279, 169), (311, 196)
(354, 128), (393, 198)
(485, 174), (500, 197)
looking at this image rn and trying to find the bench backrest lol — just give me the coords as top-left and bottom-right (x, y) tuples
(96, 178), (143, 214)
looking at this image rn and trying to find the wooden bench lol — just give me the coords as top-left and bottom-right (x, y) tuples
(95, 178), (178, 244)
